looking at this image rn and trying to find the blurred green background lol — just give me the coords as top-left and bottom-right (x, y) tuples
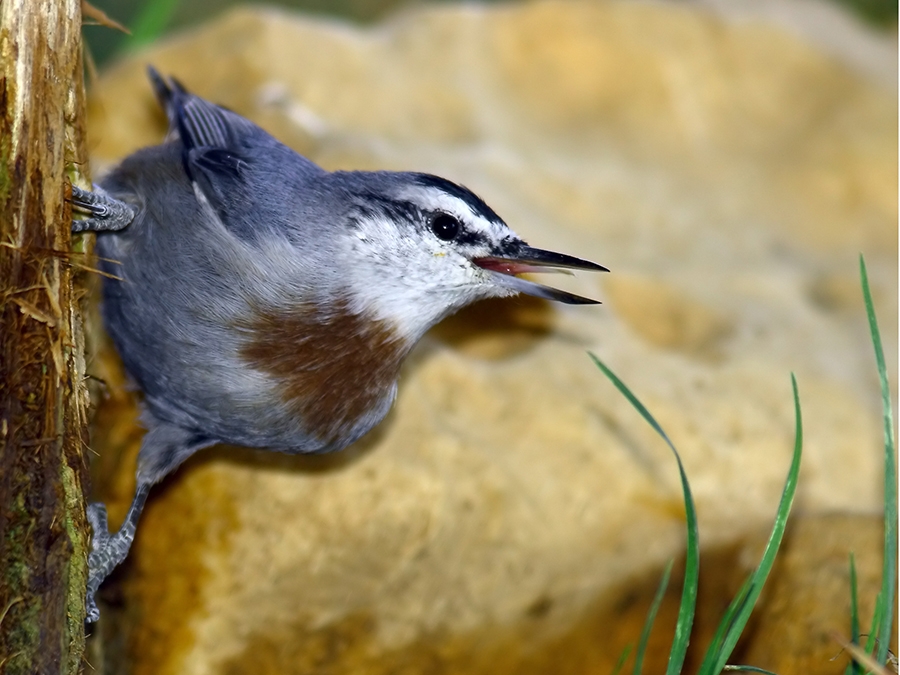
(84, 0), (502, 67)
(84, 0), (898, 70)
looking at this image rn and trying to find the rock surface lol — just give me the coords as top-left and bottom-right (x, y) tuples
(84, 2), (897, 673)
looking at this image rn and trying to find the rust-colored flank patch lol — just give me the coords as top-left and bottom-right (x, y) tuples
(239, 299), (411, 447)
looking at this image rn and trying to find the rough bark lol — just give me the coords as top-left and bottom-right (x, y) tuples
(0, 1), (91, 674)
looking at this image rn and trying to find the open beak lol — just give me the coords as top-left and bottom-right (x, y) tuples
(473, 245), (608, 305)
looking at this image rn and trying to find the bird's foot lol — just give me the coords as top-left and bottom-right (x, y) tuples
(70, 185), (135, 233)
(86, 502), (114, 623)
(85, 502), (134, 623)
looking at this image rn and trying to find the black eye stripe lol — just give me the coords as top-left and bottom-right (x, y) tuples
(430, 212), (490, 247)
(352, 190), (493, 248)
(453, 229), (485, 247)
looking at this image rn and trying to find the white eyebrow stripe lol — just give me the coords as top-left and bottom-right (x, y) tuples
(397, 187), (474, 217)
(397, 186), (500, 238)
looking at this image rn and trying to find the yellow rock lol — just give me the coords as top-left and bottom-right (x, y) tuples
(739, 514), (894, 675)
(85, 2), (896, 673)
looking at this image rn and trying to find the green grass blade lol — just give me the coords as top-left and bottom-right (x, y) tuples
(590, 354), (681, 455)
(865, 591), (885, 653)
(697, 576), (753, 670)
(860, 255), (897, 665)
(702, 374), (802, 673)
(849, 554), (860, 647)
(844, 553), (862, 675)
(589, 354), (700, 675)
(721, 666), (778, 674)
(129, 0), (181, 48)
(611, 644), (633, 675)
(633, 560), (674, 675)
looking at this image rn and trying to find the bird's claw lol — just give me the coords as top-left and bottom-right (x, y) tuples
(85, 502), (112, 623)
(70, 185), (135, 233)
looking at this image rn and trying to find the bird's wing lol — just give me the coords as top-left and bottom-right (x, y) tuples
(146, 66), (324, 242)
(148, 65), (261, 190)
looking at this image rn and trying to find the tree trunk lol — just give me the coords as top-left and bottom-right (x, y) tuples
(0, 1), (91, 673)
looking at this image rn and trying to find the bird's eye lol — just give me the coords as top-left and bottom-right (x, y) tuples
(430, 213), (460, 241)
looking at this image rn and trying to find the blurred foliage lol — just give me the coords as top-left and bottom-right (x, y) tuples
(83, 0), (501, 68)
(83, 0), (897, 70)
(833, 0), (898, 25)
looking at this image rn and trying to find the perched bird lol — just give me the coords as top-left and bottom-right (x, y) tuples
(71, 67), (606, 623)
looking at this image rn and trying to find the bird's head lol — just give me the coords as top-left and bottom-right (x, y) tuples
(333, 171), (607, 341)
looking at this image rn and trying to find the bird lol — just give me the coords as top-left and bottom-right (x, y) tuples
(70, 67), (607, 623)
